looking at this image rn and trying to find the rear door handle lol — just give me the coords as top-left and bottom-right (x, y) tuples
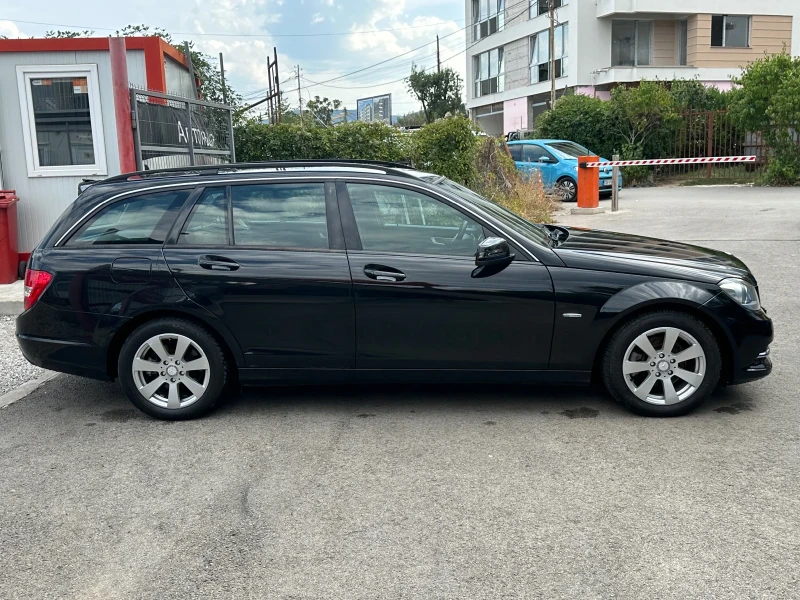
(364, 264), (406, 282)
(198, 255), (240, 271)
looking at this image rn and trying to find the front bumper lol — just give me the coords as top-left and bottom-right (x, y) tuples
(730, 347), (772, 384)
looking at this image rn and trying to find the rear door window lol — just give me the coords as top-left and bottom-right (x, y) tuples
(67, 190), (189, 246)
(178, 187), (229, 246)
(522, 144), (555, 163)
(231, 183), (329, 249)
(508, 144), (523, 161)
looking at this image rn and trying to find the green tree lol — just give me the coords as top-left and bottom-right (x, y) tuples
(534, 94), (614, 158)
(608, 81), (678, 158)
(305, 96), (342, 127)
(44, 29), (94, 38)
(730, 52), (800, 184)
(396, 110), (426, 127)
(406, 66), (465, 124)
(410, 115), (478, 184)
(669, 79), (731, 111)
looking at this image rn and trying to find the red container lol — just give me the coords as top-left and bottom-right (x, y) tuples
(0, 190), (19, 284)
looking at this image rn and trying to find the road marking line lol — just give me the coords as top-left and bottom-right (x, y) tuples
(0, 371), (60, 410)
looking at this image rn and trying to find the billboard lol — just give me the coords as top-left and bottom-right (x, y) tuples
(357, 94), (392, 125)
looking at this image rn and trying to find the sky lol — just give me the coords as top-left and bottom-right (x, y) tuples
(0, 0), (469, 116)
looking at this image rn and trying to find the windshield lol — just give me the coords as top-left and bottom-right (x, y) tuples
(546, 141), (590, 158)
(432, 178), (552, 247)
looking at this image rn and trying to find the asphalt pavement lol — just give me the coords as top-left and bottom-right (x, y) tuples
(1, 185), (798, 599)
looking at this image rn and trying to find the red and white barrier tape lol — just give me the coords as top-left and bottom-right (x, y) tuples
(580, 156), (758, 168)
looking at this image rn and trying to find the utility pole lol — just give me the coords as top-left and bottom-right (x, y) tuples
(549, 1), (556, 109)
(437, 35), (441, 72)
(296, 64), (303, 130)
(273, 47), (281, 123)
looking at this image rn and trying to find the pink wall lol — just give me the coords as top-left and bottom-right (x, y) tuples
(575, 86), (611, 100)
(701, 80), (734, 91)
(503, 98), (528, 133)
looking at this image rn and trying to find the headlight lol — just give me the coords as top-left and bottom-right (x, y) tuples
(719, 278), (760, 310)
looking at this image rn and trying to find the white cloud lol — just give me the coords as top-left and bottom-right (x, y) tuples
(0, 20), (26, 38)
(311, 13), (325, 24)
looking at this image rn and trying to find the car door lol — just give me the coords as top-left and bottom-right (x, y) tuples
(163, 180), (355, 371)
(338, 180), (554, 372)
(522, 144), (559, 188)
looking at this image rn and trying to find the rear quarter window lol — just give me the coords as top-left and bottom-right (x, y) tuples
(66, 190), (190, 246)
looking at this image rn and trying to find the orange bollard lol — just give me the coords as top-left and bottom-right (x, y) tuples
(576, 155), (600, 209)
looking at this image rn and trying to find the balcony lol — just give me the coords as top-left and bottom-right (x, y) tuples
(597, 0), (700, 17)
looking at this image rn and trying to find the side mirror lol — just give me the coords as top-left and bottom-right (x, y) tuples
(475, 237), (515, 267)
(538, 156), (552, 163)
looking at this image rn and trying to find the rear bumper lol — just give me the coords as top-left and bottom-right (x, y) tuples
(16, 333), (110, 381)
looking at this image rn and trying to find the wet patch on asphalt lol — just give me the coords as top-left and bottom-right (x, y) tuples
(483, 421), (496, 426)
(559, 407), (600, 419)
(99, 409), (141, 423)
(356, 413), (376, 418)
(714, 402), (754, 415)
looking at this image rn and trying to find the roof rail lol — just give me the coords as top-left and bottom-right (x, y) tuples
(94, 159), (417, 186)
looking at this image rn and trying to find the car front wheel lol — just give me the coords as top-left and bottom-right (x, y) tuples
(118, 318), (228, 420)
(602, 311), (722, 417)
(555, 178), (577, 202)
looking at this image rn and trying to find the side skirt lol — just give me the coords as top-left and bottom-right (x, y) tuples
(237, 368), (591, 386)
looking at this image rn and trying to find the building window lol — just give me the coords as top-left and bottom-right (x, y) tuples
(530, 23), (569, 83)
(16, 64), (107, 178)
(472, 0), (505, 41)
(711, 15), (750, 48)
(612, 20), (652, 66)
(530, 0), (566, 19)
(678, 19), (688, 65)
(474, 48), (505, 97)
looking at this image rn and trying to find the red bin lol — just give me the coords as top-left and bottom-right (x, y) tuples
(0, 190), (19, 284)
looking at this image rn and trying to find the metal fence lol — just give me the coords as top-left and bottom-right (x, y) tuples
(130, 88), (235, 170)
(654, 110), (768, 182)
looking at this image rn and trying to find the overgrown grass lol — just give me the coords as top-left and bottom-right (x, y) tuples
(471, 137), (560, 224)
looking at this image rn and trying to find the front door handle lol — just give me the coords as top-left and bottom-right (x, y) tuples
(364, 264), (406, 282)
(199, 255), (240, 271)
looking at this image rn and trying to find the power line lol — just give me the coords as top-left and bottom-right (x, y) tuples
(1, 16), (466, 38)
(300, 0), (532, 90)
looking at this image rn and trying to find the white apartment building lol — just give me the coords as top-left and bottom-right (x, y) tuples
(465, 0), (799, 136)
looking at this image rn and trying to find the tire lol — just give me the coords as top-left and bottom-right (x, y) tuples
(555, 177), (577, 202)
(602, 310), (722, 417)
(118, 318), (228, 420)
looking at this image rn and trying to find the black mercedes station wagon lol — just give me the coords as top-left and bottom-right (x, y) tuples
(17, 161), (772, 420)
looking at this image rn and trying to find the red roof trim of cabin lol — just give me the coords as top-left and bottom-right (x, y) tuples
(0, 36), (189, 93)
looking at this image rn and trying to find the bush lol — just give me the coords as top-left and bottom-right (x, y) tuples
(409, 115), (479, 185)
(234, 121), (408, 163)
(234, 122), (330, 161)
(328, 122), (409, 162)
(731, 52), (800, 185)
(472, 137), (558, 224)
(534, 94), (613, 158)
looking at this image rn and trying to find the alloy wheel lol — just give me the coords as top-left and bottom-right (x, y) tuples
(131, 333), (211, 409)
(556, 179), (577, 202)
(622, 326), (706, 405)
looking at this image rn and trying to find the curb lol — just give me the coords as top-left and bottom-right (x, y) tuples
(0, 371), (60, 410)
(0, 301), (23, 317)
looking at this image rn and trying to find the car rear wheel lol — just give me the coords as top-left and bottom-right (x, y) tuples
(602, 311), (722, 417)
(118, 318), (228, 420)
(555, 177), (577, 202)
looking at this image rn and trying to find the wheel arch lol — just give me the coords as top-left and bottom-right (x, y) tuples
(105, 308), (244, 380)
(591, 299), (735, 386)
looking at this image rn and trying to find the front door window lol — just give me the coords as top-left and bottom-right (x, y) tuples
(346, 184), (485, 257)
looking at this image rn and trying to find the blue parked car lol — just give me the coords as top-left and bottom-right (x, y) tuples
(507, 139), (622, 202)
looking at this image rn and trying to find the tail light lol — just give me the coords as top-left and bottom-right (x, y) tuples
(23, 269), (53, 311)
